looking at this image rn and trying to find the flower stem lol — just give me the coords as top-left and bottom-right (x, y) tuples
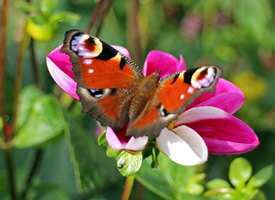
(12, 22), (28, 129)
(95, 0), (112, 37)
(86, 0), (113, 36)
(0, 1), (17, 199)
(121, 175), (135, 200)
(126, 0), (141, 66)
(86, 0), (104, 33)
(5, 149), (17, 200)
(29, 38), (40, 88)
(20, 149), (44, 199)
(0, 0), (8, 133)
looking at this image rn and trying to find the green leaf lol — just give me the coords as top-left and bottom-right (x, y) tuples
(206, 179), (231, 190)
(117, 151), (143, 176)
(247, 165), (273, 189)
(185, 183), (204, 195)
(97, 131), (107, 146)
(15, 86), (44, 129)
(15, 1), (39, 13)
(49, 11), (80, 25)
(65, 113), (120, 192)
(40, 0), (57, 15)
(13, 93), (67, 148)
(136, 153), (200, 199)
(204, 188), (240, 200)
(229, 157), (252, 190)
(106, 145), (120, 158)
(26, 17), (57, 41)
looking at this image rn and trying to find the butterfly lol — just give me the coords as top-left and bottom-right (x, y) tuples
(61, 30), (222, 138)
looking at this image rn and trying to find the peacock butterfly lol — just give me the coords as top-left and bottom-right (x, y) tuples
(61, 30), (222, 137)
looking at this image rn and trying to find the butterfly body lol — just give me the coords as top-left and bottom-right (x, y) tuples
(61, 30), (222, 137)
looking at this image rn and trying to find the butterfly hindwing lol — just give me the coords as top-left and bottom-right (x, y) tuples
(126, 66), (222, 137)
(61, 30), (143, 131)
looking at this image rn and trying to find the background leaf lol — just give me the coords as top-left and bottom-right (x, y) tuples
(13, 87), (67, 148)
(229, 157), (252, 190)
(65, 113), (121, 192)
(247, 165), (273, 189)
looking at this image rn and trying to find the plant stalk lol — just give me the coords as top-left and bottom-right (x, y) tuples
(12, 22), (28, 129)
(121, 175), (135, 200)
(0, 0), (8, 132)
(127, 0), (141, 66)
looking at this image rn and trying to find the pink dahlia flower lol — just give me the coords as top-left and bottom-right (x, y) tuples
(46, 46), (259, 166)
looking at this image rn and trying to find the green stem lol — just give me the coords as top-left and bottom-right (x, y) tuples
(0, 0), (8, 134)
(121, 175), (135, 200)
(29, 38), (40, 88)
(12, 22), (28, 129)
(5, 149), (17, 200)
(20, 149), (44, 199)
(86, 0), (105, 33)
(95, 0), (112, 37)
(0, 0), (17, 199)
(127, 0), (141, 66)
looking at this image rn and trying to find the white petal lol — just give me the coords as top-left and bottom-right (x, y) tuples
(175, 106), (227, 126)
(156, 127), (208, 166)
(106, 127), (148, 151)
(125, 136), (149, 151)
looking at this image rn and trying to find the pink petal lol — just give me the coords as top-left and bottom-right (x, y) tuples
(177, 107), (259, 154)
(95, 126), (104, 137)
(112, 45), (131, 59)
(47, 45), (74, 79)
(106, 127), (148, 151)
(142, 50), (186, 78)
(156, 127), (208, 166)
(188, 79), (245, 114)
(46, 56), (79, 100)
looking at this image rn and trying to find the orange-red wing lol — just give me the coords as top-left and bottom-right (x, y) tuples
(158, 66), (222, 113)
(126, 66), (222, 137)
(157, 73), (198, 112)
(61, 30), (143, 89)
(78, 56), (137, 88)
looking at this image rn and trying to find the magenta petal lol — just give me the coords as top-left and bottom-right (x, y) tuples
(188, 78), (245, 114)
(142, 50), (186, 78)
(46, 48), (79, 100)
(182, 107), (259, 154)
(47, 45), (74, 79)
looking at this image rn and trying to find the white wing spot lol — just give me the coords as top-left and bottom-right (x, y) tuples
(88, 69), (94, 74)
(83, 59), (93, 65)
(180, 94), (185, 100)
(188, 87), (194, 94)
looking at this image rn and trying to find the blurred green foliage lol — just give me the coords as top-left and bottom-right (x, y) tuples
(0, 0), (275, 199)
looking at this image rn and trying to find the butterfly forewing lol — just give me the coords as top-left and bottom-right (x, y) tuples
(61, 30), (143, 131)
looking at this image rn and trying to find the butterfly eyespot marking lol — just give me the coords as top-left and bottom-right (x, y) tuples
(87, 88), (116, 99)
(70, 33), (102, 58)
(191, 67), (217, 89)
(88, 89), (103, 98)
(159, 105), (170, 117)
